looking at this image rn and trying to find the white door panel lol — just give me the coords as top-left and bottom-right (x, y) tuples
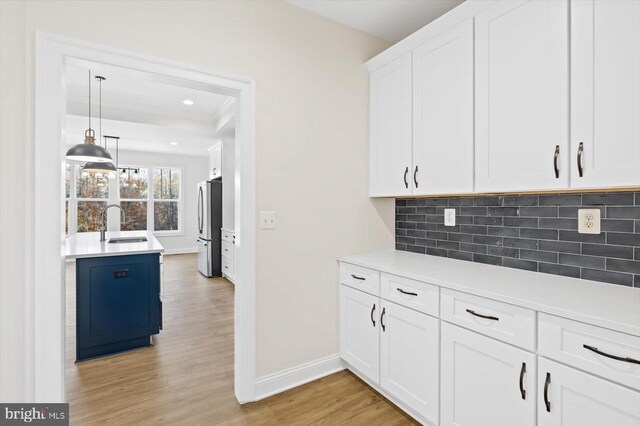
(369, 53), (413, 197)
(475, 0), (569, 192)
(571, 0), (640, 188)
(413, 20), (474, 195)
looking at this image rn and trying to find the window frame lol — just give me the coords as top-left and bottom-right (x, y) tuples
(66, 163), (184, 237)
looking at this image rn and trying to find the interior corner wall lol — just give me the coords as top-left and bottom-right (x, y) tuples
(0, 0), (393, 400)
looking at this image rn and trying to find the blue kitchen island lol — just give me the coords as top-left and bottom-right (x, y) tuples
(65, 231), (164, 361)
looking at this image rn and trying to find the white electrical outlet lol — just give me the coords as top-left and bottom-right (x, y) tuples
(444, 208), (456, 227)
(578, 209), (601, 234)
(260, 211), (276, 230)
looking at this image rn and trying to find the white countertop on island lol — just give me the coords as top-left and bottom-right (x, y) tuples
(339, 250), (640, 337)
(65, 231), (164, 259)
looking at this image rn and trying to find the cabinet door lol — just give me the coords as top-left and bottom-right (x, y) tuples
(209, 142), (222, 178)
(538, 358), (640, 426)
(369, 53), (413, 197)
(441, 322), (535, 426)
(340, 285), (380, 382)
(380, 301), (439, 424)
(475, 0), (569, 192)
(571, 0), (640, 188)
(413, 20), (474, 195)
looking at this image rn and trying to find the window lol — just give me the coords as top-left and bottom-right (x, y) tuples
(120, 169), (148, 231)
(66, 163), (181, 236)
(76, 166), (109, 233)
(152, 168), (180, 231)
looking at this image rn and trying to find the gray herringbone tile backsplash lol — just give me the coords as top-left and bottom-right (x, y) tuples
(395, 192), (640, 287)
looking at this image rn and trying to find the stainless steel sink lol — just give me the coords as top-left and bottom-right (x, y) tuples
(108, 236), (148, 244)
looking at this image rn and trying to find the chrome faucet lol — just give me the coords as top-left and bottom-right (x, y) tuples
(100, 204), (126, 242)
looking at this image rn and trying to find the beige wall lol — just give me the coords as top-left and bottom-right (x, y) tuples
(0, 0), (393, 400)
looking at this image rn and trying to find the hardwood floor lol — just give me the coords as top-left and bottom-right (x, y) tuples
(65, 253), (415, 425)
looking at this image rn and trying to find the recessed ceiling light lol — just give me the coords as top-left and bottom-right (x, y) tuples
(182, 99), (194, 106)
(169, 142), (179, 146)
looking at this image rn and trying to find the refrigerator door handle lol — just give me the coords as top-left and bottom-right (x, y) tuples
(198, 186), (203, 234)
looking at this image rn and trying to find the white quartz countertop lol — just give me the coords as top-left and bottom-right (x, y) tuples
(339, 250), (640, 337)
(65, 231), (164, 259)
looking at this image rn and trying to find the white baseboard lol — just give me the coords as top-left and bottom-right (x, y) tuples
(163, 247), (198, 255)
(254, 354), (345, 401)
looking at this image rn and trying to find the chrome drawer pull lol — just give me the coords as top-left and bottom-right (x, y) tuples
(583, 344), (640, 365)
(466, 308), (499, 321)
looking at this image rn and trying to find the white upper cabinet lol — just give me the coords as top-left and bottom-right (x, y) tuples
(538, 358), (640, 426)
(412, 20), (474, 195)
(369, 53), (412, 197)
(475, 0), (569, 192)
(571, 0), (640, 188)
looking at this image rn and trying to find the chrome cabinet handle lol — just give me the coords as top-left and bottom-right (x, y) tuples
(403, 166), (409, 189)
(351, 274), (365, 281)
(577, 142), (584, 177)
(544, 372), (551, 412)
(553, 145), (560, 179)
(370, 303), (376, 327)
(380, 307), (386, 331)
(397, 288), (418, 296)
(583, 344), (640, 365)
(519, 362), (526, 400)
(466, 308), (499, 321)
(413, 165), (419, 188)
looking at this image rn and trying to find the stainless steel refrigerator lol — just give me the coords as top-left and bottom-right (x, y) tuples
(197, 178), (222, 277)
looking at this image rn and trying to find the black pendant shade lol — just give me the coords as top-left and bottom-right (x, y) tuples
(82, 160), (117, 173)
(66, 71), (113, 163)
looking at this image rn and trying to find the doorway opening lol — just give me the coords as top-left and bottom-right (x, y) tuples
(34, 33), (256, 404)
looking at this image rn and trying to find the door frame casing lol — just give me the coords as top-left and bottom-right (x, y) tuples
(34, 32), (256, 402)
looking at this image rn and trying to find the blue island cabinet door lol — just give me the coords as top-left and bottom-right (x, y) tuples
(76, 253), (160, 360)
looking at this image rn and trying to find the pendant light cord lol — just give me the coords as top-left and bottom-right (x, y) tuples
(88, 70), (91, 132)
(99, 77), (102, 147)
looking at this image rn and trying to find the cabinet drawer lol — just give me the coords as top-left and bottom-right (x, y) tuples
(340, 263), (380, 296)
(380, 273), (438, 317)
(441, 289), (535, 351)
(222, 230), (234, 243)
(222, 257), (233, 276)
(539, 313), (640, 391)
(222, 240), (234, 261)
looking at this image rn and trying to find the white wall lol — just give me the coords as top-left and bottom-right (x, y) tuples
(0, 0), (393, 401)
(221, 135), (235, 231)
(114, 149), (209, 253)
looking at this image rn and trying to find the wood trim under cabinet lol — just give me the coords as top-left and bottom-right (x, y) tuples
(391, 186), (640, 199)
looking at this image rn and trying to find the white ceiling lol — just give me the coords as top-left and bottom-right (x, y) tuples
(66, 65), (235, 156)
(287, 0), (464, 43)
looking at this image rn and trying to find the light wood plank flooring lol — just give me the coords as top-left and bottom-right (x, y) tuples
(66, 253), (415, 425)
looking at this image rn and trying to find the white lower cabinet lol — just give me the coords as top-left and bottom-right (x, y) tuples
(380, 301), (439, 424)
(440, 322), (536, 426)
(340, 285), (380, 382)
(538, 357), (640, 426)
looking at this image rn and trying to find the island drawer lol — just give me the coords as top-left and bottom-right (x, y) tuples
(340, 263), (380, 296)
(441, 288), (535, 351)
(381, 273), (438, 317)
(538, 313), (640, 390)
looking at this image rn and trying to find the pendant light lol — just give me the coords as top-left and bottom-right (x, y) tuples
(82, 76), (117, 172)
(66, 71), (113, 163)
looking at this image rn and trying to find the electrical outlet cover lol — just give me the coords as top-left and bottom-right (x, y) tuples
(578, 209), (601, 234)
(444, 208), (456, 227)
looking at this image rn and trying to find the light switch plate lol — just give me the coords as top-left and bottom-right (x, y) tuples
(578, 209), (601, 234)
(444, 208), (456, 227)
(260, 211), (276, 230)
